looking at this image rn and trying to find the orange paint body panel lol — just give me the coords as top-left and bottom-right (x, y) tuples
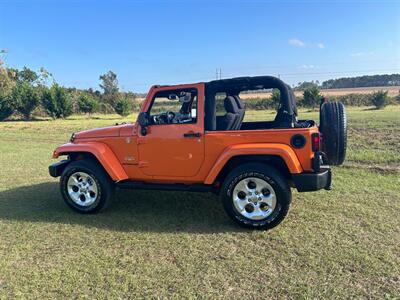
(53, 142), (129, 181)
(204, 143), (303, 184)
(137, 83), (205, 178)
(204, 127), (318, 173)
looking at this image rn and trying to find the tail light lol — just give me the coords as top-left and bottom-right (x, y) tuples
(311, 132), (320, 152)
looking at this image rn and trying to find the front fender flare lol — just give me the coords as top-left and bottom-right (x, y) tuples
(53, 142), (128, 181)
(204, 143), (303, 184)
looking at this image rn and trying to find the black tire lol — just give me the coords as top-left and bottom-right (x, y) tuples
(319, 101), (347, 165)
(220, 163), (291, 230)
(60, 160), (114, 213)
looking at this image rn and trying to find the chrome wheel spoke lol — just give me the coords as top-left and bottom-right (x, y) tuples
(87, 184), (96, 193)
(252, 205), (266, 218)
(69, 191), (80, 202)
(70, 175), (80, 186)
(234, 197), (248, 211)
(259, 194), (276, 208)
(235, 180), (249, 193)
(85, 191), (93, 201)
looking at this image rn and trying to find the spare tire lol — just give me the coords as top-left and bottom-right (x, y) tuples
(319, 102), (347, 165)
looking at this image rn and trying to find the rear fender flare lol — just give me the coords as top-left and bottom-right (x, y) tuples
(53, 142), (128, 181)
(204, 143), (303, 184)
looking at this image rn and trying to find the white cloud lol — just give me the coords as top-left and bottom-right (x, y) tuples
(351, 51), (375, 57)
(299, 64), (317, 70)
(289, 38), (325, 49)
(289, 38), (306, 47)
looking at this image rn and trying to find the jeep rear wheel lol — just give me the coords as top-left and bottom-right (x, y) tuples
(60, 160), (114, 213)
(221, 163), (291, 230)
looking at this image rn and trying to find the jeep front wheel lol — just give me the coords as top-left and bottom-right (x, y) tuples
(60, 160), (114, 213)
(221, 163), (291, 230)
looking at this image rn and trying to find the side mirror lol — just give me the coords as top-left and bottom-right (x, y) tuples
(138, 112), (149, 126)
(138, 112), (149, 135)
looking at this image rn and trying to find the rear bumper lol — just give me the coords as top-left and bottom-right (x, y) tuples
(292, 167), (332, 192)
(49, 160), (70, 178)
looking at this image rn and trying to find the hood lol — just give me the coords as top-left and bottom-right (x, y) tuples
(74, 124), (128, 139)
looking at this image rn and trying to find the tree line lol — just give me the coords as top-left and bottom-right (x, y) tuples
(0, 60), (139, 121)
(321, 74), (400, 89)
(295, 74), (400, 91)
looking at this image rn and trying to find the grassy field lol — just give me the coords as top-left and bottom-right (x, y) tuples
(0, 106), (399, 299)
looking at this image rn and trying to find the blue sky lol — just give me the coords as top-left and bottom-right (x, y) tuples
(1, 0), (399, 92)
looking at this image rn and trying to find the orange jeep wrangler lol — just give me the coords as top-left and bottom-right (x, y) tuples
(49, 76), (347, 230)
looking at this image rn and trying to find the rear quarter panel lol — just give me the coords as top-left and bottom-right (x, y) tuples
(199, 127), (318, 183)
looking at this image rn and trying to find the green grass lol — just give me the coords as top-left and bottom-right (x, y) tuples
(0, 107), (399, 298)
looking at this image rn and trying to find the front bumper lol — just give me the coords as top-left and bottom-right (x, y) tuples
(49, 160), (70, 177)
(292, 167), (332, 192)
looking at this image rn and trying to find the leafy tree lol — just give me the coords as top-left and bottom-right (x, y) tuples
(0, 94), (15, 121)
(77, 93), (99, 115)
(371, 90), (389, 109)
(99, 71), (119, 95)
(86, 87), (102, 97)
(0, 54), (17, 120)
(36, 67), (53, 86)
(41, 84), (73, 119)
(303, 85), (321, 109)
(395, 93), (400, 104)
(40, 88), (55, 118)
(11, 82), (40, 120)
(53, 85), (73, 118)
(114, 97), (131, 116)
(17, 67), (39, 83)
(270, 89), (281, 111)
(296, 81), (319, 90)
(0, 61), (15, 94)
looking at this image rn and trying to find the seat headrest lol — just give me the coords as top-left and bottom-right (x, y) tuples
(224, 96), (239, 113)
(233, 95), (245, 109)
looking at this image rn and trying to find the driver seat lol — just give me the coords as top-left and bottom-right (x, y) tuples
(218, 96), (240, 130)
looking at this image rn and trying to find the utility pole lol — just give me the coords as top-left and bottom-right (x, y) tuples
(215, 68), (222, 80)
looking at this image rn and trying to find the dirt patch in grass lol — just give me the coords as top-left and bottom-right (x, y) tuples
(343, 162), (400, 174)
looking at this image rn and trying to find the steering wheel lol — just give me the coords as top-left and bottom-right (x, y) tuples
(166, 111), (176, 123)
